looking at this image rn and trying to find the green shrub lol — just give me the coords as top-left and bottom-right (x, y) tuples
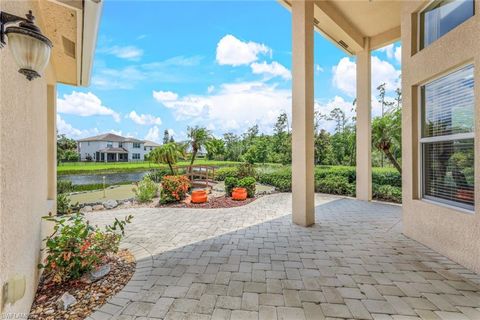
(145, 168), (170, 183)
(372, 169), (402, 187)
(133, 177), (159, 203)
(160, 175), (191, 203)
(237, 163), (256, 179)
(57, 180), (73, 194)
(216, 167), (238, 181)
(224, 176), (239, 196)
(71, 181), (133, 192)
(39, 213), (132, 283)
(373, 184), (402, 203)
(57, 193), (79, 215)
(315, 175), (355, 196)
(237, 177), (256, 198)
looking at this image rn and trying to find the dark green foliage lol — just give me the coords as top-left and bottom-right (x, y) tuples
(237, 163), (256, 179)
(145, 168), (171, 183)
(315, 175), (355, 196)
(237, 177), (256, 198)
(57, 180), (73, 194)
(373, 184), (402, 203)
(216, 167), (239, 181)
(224, 177), (238, 196)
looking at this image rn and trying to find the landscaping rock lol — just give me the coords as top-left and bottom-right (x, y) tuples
(80, 205), (93, 213)
(92, 204), (104, 211)
(103, 199), (118, 209)
(56, 292), (77, 310)
(89, 264), (111, 282)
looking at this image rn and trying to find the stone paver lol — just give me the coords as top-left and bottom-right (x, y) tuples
(86, 194), (480, 320)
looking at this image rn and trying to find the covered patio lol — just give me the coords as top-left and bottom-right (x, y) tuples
(86, 194), (480, 320)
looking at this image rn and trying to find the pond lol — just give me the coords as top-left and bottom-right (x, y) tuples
(58, 171), (150, 185)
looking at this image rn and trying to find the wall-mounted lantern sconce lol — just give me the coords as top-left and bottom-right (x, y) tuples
(0, 10), (52, 80)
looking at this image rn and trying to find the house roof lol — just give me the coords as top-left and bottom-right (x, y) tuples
(78, 133), (144, 143)
(97, 147), (128, 153)
(144, 140), (161, 147)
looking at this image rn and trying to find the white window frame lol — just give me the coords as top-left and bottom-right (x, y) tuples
(418, 64), (475, 212)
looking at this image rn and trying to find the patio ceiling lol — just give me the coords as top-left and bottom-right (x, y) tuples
(280, 0), (401, 54)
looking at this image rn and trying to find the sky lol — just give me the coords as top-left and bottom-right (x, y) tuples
(57, 0), (401, 142)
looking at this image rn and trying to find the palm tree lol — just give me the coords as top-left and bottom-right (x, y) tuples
(372, 108), (402, 174)
(187, 126), (211, 167)
(150, 142), (185, 175)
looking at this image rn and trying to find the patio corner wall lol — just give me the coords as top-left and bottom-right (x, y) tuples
(401, 1), (480, 273)
(0, 0), (57, 315)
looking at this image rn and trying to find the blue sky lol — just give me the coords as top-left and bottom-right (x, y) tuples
(57, 0), (401, 142)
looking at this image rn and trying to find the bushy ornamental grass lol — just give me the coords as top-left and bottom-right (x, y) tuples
(133, 176), (159, 203)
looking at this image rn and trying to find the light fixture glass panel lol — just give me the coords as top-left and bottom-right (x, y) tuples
(7, 31), (51, 77)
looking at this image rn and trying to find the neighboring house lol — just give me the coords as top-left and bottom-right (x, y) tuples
(1, 0), (102, 315)
(78, 133), (147, 162)
(143, 140), (161, 154)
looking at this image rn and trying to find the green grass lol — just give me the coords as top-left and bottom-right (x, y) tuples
(57, 160), (242, 175)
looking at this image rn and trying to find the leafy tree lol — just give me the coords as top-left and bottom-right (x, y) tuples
(244, 136), (269, 164)
(205, 138), (225, 160)
(223, 132), (243, 161)
(314, 129), (334, 165)
(372, 106), (402, 173)
(163, 129), (170, 144)
(187, 126), (211, 166)
(57, 134), (79, 163)
(149, 142), (185, 175)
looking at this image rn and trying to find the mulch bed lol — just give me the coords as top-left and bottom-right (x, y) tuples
(159, 195), (259, 209)
(29, 249), (135, 320)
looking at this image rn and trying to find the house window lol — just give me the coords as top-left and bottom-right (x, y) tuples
(420, 64), (475, 210)
(133, 142), (141, 149)
(107, 141), (113, 147)
(119, 142), (123, 148)
(420, 0), (474, 49)
(132, 153), (141, 160)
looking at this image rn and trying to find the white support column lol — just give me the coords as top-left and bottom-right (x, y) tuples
(356, 37), (372, 201)
(292, 0), (315, 227)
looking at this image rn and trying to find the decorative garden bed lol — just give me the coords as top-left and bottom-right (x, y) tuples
(160, 195), (260, 209)
(29, 249), (135, 320)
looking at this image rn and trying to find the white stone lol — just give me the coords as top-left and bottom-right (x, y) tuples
(103, 199), (118, 209)
(56, 292), (77, 310)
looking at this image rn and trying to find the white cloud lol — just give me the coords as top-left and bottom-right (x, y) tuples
(207, 85), (215, 94)
(152, 90), (178, 101)
(145, 126), (160, 142)
(101, 45), (143, 61)
(216, 34), (271, 66)
(250, 61), (291, 80)
(153, 81), (291, 133)
(128, 111), (162, 126)
(332, 56), (401, 97)
(377, 44), (395, 59)
(394, 46), (401, 64)
(314, 96), (356, 132)
(315, 64), (324, 73)
(57, 91), (121, 122)
(56, 115), (99, 139)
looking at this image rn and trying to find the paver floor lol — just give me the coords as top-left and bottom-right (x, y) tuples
(86, 193), (480, 320)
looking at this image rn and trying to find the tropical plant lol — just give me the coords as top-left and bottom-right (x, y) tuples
(224, 177), (238, 196)
(187, 126), (211, 166)
(133, 176), (158, 203)
(149, 142), (185, 175)
(160, 175), (191, 203)
(237, 177), (256, 198)
(57, 193), (78, 215)
(39, 213), (132, 283)
(205, 138), (225, 160)
(57, 180), (73, 194)
(372, 107), (402, 173)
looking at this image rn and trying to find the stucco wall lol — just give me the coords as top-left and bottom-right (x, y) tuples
(0, 0), (56, 315)
(401, 1), (480, 273)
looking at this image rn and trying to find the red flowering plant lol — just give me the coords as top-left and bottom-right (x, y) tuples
(160, 175), (191, 203)
(38, 212), (132, 283)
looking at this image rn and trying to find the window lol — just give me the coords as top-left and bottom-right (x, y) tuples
(107, 141), (113, 147)
(133, 142), (141, 149)
(132, 153), (141, 160)
(420, 65), (474, 210)
(420, 0), (474, 49)
(119, 142), (123, 148)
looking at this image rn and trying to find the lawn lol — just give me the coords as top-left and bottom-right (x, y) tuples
(58, 159), (241, 175)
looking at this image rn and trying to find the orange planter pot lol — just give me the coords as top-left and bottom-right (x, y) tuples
(232, 187), (247, 201)
(191, 190), (208, 203)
